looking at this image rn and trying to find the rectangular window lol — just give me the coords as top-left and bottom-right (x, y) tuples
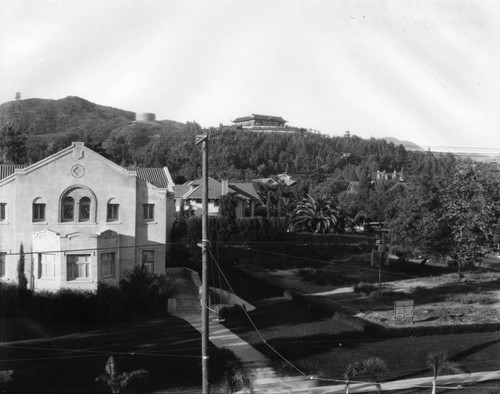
(0, 203), (6, 221)
(67, 254), (90, 281)
(38, 253), (56, 279)
(107, 204), (119, 222)
(101, 252), (116, 278)
(143, 204), (154, 221)
(33, 203), (46, 222)
(0, 253), (5, 277)
(142, 250), (154, 273)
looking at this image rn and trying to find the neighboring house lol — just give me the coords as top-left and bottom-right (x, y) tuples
(372, 170), (405, 182)
(253, 174), (297, 187)
(232, 114), (287, 128)
(175, 178), (260, 218)
(0, 142), (175, 291)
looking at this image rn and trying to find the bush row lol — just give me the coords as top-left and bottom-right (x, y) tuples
(172, 216), (290, 244)
(172, 216), (376, 248)
(0, 266), (177, 328)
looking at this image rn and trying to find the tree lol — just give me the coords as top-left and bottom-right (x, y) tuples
(17, 243), (28, 291)
(0, 122), (27, 164)
(219, 194), (237, 222)
(387, 182), (452, 263)
(441, 164), (496, 280)
(95, 356), (148, 393)
(15, 92), (21, 101)
(288, 194), (345, 234)
(343, 357), (388, 394)
(254, 179), (297, 219)
(427, 350), (466, 394)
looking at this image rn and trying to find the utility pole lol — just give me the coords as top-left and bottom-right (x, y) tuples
(196, 133), (210, 394)
(378, 224), (382, 297)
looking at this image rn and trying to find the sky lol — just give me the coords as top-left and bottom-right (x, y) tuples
(1, 0), (499, 152)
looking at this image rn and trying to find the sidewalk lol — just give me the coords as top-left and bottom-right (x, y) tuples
(286, 370), (500, 393)
(170, 269), (317, 392)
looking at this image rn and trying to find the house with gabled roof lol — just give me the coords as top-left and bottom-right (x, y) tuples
(0, 142), (175, 291)
(174, 178), (260, 218)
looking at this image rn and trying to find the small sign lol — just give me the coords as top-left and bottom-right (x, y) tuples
(394, 300), (414, 323)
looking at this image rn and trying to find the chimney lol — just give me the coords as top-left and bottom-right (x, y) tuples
(221, 180), (229, 195)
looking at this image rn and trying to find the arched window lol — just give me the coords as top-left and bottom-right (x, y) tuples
(60, 187), (96, 223)
(62, 197), (75, 222)
(79, 197), (91, 222)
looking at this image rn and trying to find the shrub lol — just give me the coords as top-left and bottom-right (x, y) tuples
(0, 282), (21, 316)
(28, 288), (96, 328)
(210, 348), (252, 393)
(96, 282), (126, 322)
(120, 266), (178, 316)
(353, 281), (377, 295)
(219, 304), (244, 320)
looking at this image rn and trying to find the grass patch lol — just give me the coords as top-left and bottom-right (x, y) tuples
(298, 268), (351, 286)
(445, 292), (497, 305)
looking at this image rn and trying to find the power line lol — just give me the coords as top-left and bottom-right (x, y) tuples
(207, 248), (308, 378)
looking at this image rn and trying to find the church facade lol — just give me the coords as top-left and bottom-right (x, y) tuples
(0, 142), (175, 291)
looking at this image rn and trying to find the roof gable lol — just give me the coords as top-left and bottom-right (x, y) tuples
(0, 142), (173, 191)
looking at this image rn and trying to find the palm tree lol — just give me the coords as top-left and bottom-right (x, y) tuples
(344, 357), (388, 394)
(95, 356), (148, 394)
(288, 194), (346, 234)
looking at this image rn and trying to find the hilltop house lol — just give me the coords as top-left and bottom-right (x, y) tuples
(372, 170), (405, 182)
(0, 142), (175, 291)
(175, 178), (260, 218)
(232, 114), (287, 128)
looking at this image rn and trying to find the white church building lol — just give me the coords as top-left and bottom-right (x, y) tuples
(0, 142), (175, 291)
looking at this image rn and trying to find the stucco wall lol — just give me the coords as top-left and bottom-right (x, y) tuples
(0, 142), (174, 290)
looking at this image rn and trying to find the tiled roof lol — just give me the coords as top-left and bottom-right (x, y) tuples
(232, 114), (287, 123)
(179, 178), (260, 201)
(229, 183), (260, 200)
(174, 184), (192, 198)
(0, 164), (28, 180)
(126, 167), (171, 188)
(183, 178), (226, 199)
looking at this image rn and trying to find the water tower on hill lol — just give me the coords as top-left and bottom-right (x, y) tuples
(135, 112), (156, 122)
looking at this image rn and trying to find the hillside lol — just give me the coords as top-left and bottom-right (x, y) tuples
(1, 96), (462, 185)
(383, 137), (424, 151)
(0, 96), (184, 142)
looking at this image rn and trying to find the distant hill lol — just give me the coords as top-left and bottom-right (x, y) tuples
(383, 137), (424, 151)
(0, 96), (461, 184)
(0, 96), (184, 142)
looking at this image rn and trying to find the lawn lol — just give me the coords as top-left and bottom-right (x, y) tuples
(222, 296), (500, 386)
(219, 249), (500, 387)
(0, 316), (213, 393)
(232, 248), (500, 328)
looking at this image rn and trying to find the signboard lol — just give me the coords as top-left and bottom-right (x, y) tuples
(394, 300), (414, 323)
